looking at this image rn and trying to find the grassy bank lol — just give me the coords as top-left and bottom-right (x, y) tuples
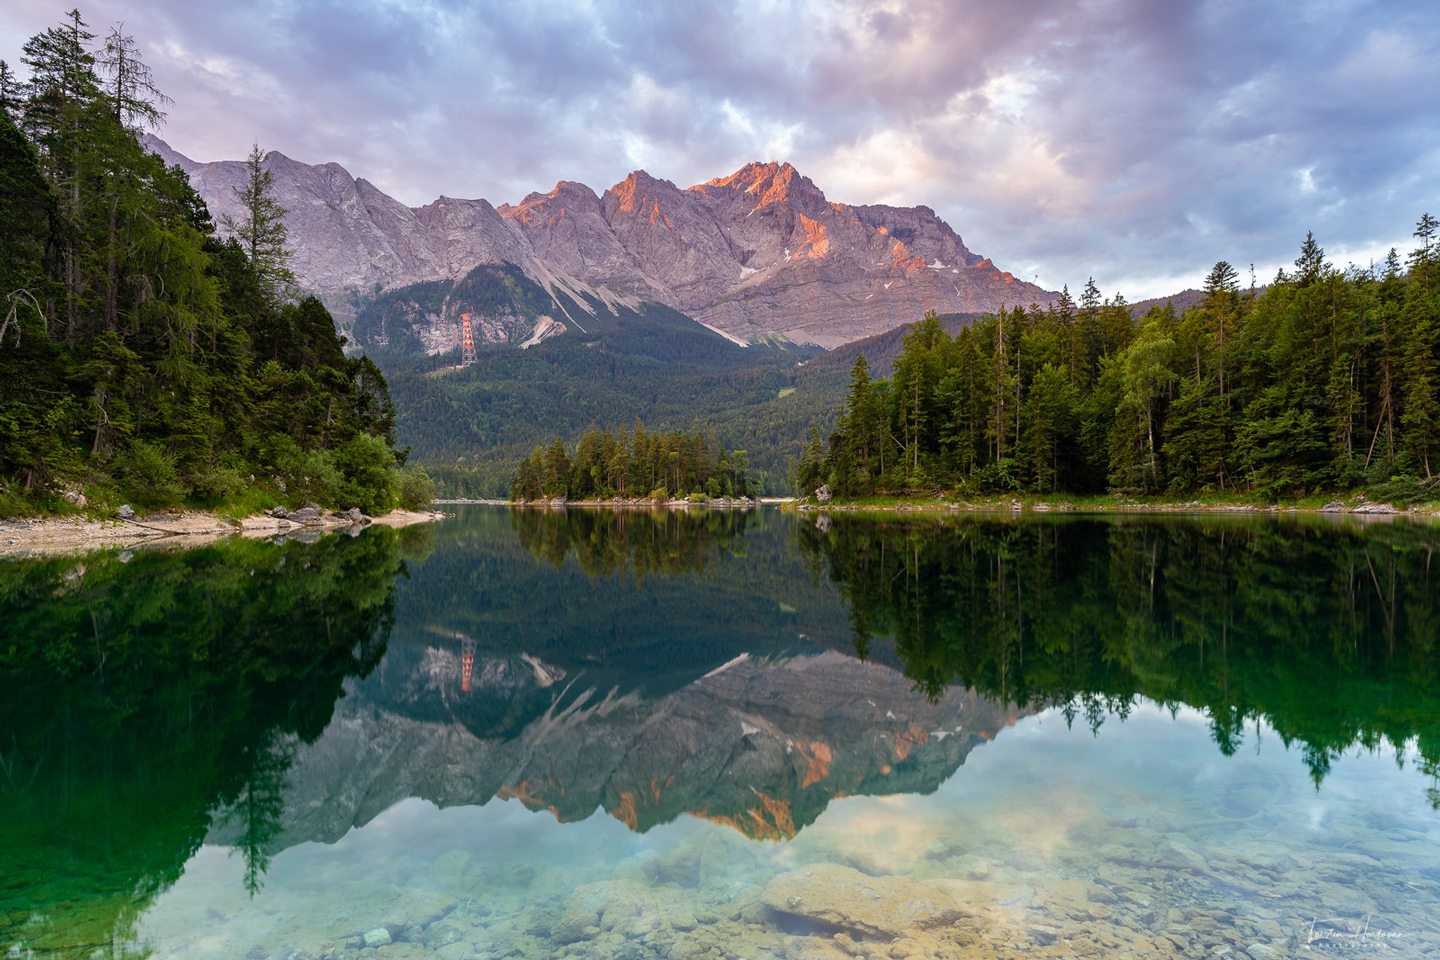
(0, 463), (437, 524)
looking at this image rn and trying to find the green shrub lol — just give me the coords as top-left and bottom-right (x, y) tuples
(189, 464), (245, 503)
(332, 433), (400, 515)
(0, 480), (29, 518)
(1367, 474), (1435, 507)
(648, 486), (669, 502)
(397, 467), (436, 510)
(116, 439), (184, 506)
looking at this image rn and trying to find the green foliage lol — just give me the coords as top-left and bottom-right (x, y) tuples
(115, 438), (183, 506)
(0, 16), (404, 516)
(813, 224), (1440, 501)
(361, 261), (828, 497)
(219, 142), (295, 302)
(509, 422), (751, 501)
(397, 466), (436, 510)
(332, 433), (400, 515)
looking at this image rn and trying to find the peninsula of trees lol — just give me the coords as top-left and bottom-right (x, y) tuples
(800, 220), (1440, 502)
(0, 10), (428, 517)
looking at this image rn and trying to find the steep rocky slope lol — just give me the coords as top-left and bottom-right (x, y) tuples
(148, 137), (1053, 347)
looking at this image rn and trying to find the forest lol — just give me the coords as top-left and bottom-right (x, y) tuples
(801, 221), (1440, 501)
(509, 424), (753, 501)
(0, 11), (429, 517)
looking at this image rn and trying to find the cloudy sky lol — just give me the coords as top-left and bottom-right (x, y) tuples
(3, 0), (1437, 298)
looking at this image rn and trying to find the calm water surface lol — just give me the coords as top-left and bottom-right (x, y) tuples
(3, 507), (1439, 959)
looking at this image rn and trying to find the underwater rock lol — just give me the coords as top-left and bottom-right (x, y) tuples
(762, 863), (967, 938)
(362, 927), (391, 947)
(552, 880), (673, 944)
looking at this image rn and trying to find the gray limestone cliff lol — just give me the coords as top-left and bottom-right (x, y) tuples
(147, 136), (1054, 348)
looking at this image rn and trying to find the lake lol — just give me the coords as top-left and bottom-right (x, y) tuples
(3, 506), (1438, 959)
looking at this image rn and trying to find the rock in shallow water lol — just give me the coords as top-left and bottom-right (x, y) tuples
(761, 863), (967, 938)
(362, 927), (391, 947)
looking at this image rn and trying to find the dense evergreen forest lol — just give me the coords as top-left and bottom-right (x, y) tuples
(0, 11), (430, 516)
(801, 221), (1440, 501)
(509, 424), (753, 501)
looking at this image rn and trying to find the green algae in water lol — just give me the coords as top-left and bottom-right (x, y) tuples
(4, 509), (1440, 959)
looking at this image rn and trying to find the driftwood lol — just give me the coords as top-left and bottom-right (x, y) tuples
(119, 516), (185, 536)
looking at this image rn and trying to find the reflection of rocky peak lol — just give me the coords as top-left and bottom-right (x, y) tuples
(208, 649), (1026, 852)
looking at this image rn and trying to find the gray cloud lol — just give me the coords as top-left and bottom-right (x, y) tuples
(2, 0), (1436, 298)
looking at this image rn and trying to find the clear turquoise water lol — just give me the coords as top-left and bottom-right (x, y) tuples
(3, 508), (1439, 959)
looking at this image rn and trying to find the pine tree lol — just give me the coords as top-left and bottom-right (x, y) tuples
(1020, 364), (1076, 491)
(99, 24), (169, 130)
(21, 9), (100, 340)
(840, 354), (873, 492)
(0, 60), (22, 119)
(221, 143), (295, 304)
(1294, 231), (1326, 287)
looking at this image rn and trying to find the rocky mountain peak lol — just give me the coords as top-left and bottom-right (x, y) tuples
(147, 137), (1056, 348)
(699, 159), (795, 190)
(498, 180), (602, 226)
(693, 160), (824, 214)
(605, 169), (683, 219)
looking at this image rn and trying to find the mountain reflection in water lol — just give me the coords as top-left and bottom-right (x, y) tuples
(3, 507), (1439, 959)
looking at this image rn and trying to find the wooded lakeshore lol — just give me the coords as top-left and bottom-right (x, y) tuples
(796, 225), (1440, 504)
(0, 12), (430, 519)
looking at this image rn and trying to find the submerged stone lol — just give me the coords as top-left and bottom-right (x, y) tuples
(761, 863), (967, 938)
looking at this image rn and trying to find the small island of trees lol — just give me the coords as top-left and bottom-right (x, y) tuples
(510, 425), (751, 502)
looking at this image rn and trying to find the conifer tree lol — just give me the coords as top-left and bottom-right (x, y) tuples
(221, 143), (295, 304)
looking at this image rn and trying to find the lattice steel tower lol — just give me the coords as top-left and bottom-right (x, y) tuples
(460, 312), (477, 365)
(460, 635), (475, 693)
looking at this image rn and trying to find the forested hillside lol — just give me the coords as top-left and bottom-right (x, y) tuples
(378, 306), (830, 496)
(0, 12), (425, 516)
(803, 225), (1440, 500)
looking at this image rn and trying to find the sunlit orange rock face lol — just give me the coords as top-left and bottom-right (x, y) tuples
(145, 135), (1057, 350)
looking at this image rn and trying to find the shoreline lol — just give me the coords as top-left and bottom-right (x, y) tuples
(786, 496), (1439, 519)
(0, 508), (448, 559)
(437, 494), (1435, 518)
(497, 495), (777, 509)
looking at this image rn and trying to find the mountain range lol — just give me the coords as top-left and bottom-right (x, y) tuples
(144, 136), (1054, 349)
